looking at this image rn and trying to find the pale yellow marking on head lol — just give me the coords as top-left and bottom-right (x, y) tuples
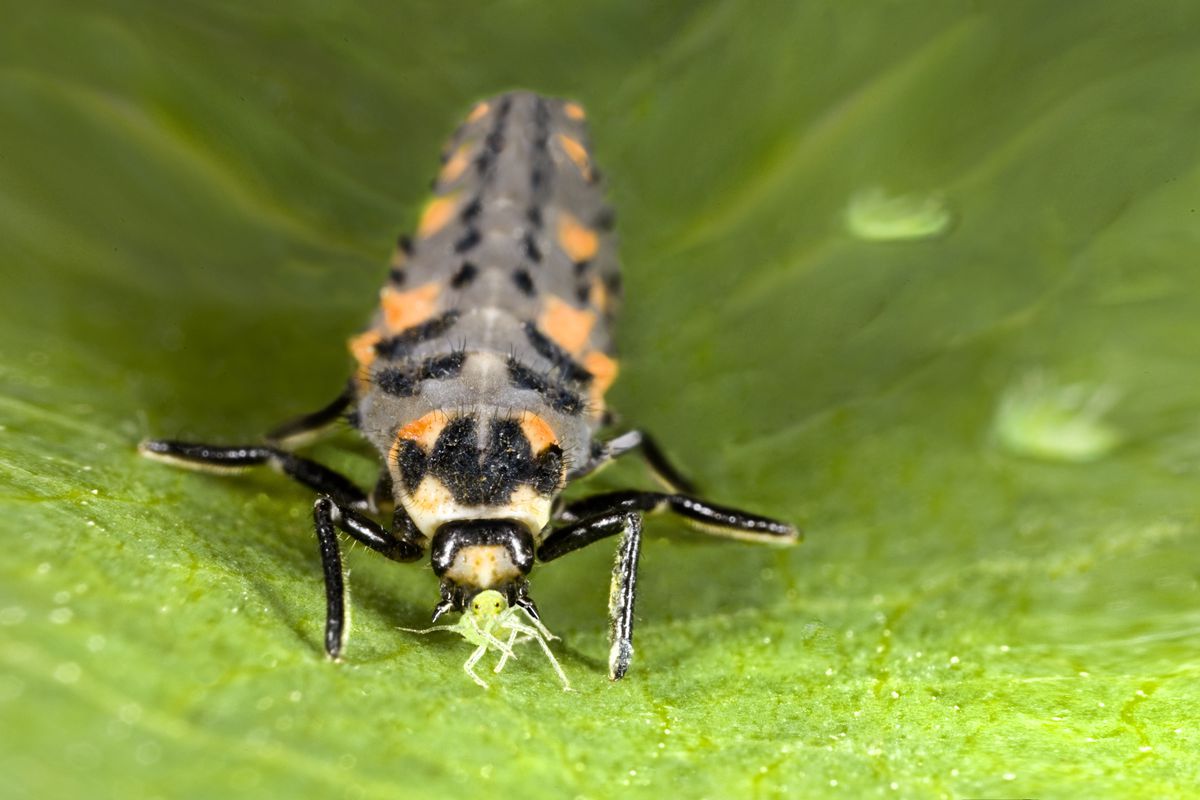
(380, 282), (441, 332)
(439, 143), (473, 185)
(417, 194), (460, 238)
(401, 478), (553, 537)
(556, 213), (599, 263)
(444, 545), (522, 590)
(556, 134), (592, 181)
(519, 414), (559, 453)
(563, 102), (586, 121)
(538, 297), (597, 356)
(466, 102), (490, 123)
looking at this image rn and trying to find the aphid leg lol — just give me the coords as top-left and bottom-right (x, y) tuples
(139, 440), (371, 511)
(537, 511), (643, 680)
(493, 628), (521, 673)
(566, 430), (695, 494)
(555, 490), (798, 544)
(503, 619), (573, 691)
(463, 643), (491, 689)
(264, 385), (354, 449)
(312, 497), (425, 659)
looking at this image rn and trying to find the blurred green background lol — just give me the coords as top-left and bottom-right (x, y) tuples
(2, 2), (1199, 798)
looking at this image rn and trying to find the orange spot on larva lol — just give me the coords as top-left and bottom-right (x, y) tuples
(348, 329), (383, 392)
(439, 144), (472, 185)
(588, 276), (609, 312)
(381, 282), (440, 332)
(394, 411), (450, 450)
(563, 102), (586, 121)
(557, 134), (592, 181)
(583, 351), (618, 396)
(538, 296), (596, 356)
(417, 194), (459, 238)
(348, 330), (382, 368)
(557, 213), (599, 263)
(519, 415), (559, 453)
(466, 102), (490, 123)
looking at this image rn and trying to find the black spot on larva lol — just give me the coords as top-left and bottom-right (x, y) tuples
(485, 130), (504, 154)
(389, 267), (406, 285)
(375, 369), (417, 396)
(395, 439), (427, 491)
(573, 259), (591, 276)
(593, 207), (616, 231)
(526, 206), (543, 228)
(397, 235), (413, 255)
(453, 229), (481, 253)
(506, 357), (584, 415)
(523, 232), (542, 263)
(375, 311), (461, 359)
(377, 352), (467, 397)
(530, 167), (544, 190)
(512, 269), (535, 297)
(474, 152), (493, 174)
(521, 322), (593, 385)
(451, 261), (478, 289)
(575, 283), (591, 304)
(604, 272), (623, 298)
(459, 197), (482, 222)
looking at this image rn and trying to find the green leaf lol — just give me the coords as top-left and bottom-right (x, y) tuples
(3, 2), (1199, 798)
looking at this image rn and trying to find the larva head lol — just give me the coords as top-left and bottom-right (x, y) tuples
(430, 519), (535, 616)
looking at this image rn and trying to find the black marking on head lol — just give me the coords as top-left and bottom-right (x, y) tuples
(395, 438), (427, 491)
(522, 322), (593, 385)
(512, 269), (535, 297)
(450, 261), (478, 289)
(523, 232), (542, 263)
(459, 197), (482, 223)
(376, 352), (466, 397)
(526, 206), (543, 228)
(427, 416), (565, 507)
(506, 357), (585, 415)
(388, 267), (406, 285)
(375, 310), (461, 360)
(453, 229), (481, 253)
(573, 259), (591, 276)
(397, 234), (413, 255)
(431, 518), (536, 580)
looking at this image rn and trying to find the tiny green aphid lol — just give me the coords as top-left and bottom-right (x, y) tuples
(401, 590), (572, 691)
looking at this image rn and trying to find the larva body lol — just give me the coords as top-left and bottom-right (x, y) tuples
(141, 92), (798, 683)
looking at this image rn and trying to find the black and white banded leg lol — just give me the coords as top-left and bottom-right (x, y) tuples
(312, 497), (424, 659)
(539, 490), (797, 679)
(264, 385), (354, 449)
(138, 440), (370, 510)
